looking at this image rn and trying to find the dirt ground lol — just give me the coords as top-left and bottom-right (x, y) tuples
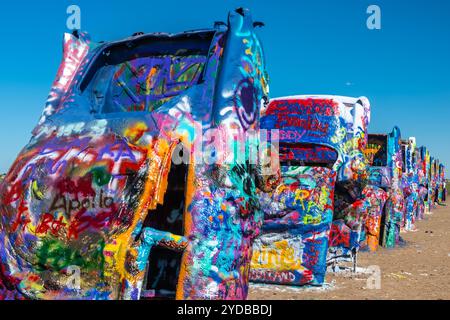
(248, 204), (450, 300)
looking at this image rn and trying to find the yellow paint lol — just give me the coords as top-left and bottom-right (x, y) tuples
(331, 127), (347, 144)
(318, 185), (329, 210)
(125, 122), (148, 144)
(176, 159), (196, 300)
(251, 240), (302, 271)
(307, 201), (319, 214)
(303, 214), (322, 225)
(364, 143), (382, 159)
(31, 180), (44, 200)
(114, 138), (177, 296)
(294, 189), (310, 210)
(145, 66), (159, 95)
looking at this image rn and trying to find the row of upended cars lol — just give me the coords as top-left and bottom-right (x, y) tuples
(0, 8), (447, 300)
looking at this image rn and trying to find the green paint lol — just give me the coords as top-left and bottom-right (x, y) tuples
(36, 238), (106, 276)
(90, 167), (111, 187)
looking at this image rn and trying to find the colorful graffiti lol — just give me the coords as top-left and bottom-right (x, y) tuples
(359, 186), (388, 252)
(250, 96), (346, 286)
(430, 158), (438, 210)
(365, 128), (404, 249)
(415, 146), (427, 221)
(437, 164), (446, 204)
(401, 138), (420, 232)
(442, 166), (447, 202)
(419, 146), (430, 215)
(327, 97), (380, 267)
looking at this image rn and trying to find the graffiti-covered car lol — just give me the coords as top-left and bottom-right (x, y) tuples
(401, 137), (420, 231)
(443, 166), (447, 202)
(326, 96), (387, 267)
(415, 146), (428, 220)
(438, 164), (446, 204)
(364, 127), (404, 248)
(430, 157), (439, 209)
(0, 8), (275, 300)
(427, 157), (435, 212)
(250, 95), (349, 286)
(419, 146), (431, 214)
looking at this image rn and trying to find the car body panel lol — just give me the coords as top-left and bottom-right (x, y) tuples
(365, 127), (404, 248)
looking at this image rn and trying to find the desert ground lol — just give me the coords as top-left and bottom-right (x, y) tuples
(248, 204), (450, 300)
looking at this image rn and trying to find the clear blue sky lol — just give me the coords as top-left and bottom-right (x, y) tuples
(0, 0), (449, 176)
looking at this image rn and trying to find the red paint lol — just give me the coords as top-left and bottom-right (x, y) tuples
(36, 213), (67, 236)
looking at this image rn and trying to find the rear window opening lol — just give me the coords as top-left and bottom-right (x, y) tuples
(278, 142), (338, 168)
(366, 135), (388, 167)
(80, 32), (215, 113)
(140, 148), (188, 299)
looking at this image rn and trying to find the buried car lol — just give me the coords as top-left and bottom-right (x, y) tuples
(364, 127), (404, 249)
(401, 137), (420, 231)
(437, 164), (446, 204)
(0, 8), (277, 300)
(249, 95), (348, 286)
(415, 146), (428, 220)
(427, 156), (437, 212)
(326, 96), (388, 267)
(420, 146), (431, 214)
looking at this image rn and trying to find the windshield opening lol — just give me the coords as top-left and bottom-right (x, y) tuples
(366, 135), (388, 167)
(80, 32), (215, 113)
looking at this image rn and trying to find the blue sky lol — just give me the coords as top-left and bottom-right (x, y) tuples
(0, 0), (449, 175)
